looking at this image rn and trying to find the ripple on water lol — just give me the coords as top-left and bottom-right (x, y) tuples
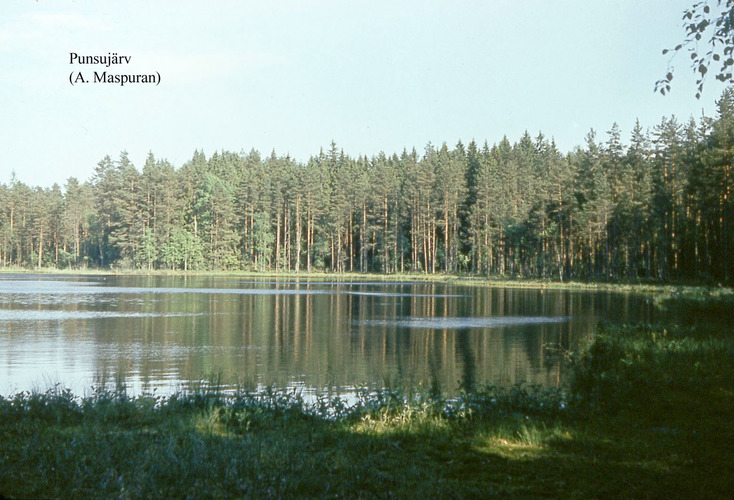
(0, 310), (205, 321)
(358, 316), (571, 329)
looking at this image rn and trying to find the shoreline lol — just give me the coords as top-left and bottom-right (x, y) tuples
(1, 266), (730, 295)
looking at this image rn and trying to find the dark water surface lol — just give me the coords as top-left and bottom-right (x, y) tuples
(0, 274), (657, 397)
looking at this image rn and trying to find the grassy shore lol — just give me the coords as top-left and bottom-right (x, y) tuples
(1, 285), (732, 497)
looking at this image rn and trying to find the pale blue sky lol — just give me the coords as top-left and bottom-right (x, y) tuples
(0, 0), (728, 187)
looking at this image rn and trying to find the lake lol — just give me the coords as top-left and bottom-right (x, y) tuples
(0, 274), (657, 397)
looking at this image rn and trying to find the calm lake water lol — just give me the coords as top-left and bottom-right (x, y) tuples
(0, 274), (657, 397)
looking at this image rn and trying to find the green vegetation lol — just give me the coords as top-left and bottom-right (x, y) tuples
(1, 292), (732, 498)
(3, 87), (734, 285)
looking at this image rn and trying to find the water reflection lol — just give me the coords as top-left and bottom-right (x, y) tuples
(0, 275), (657, 396)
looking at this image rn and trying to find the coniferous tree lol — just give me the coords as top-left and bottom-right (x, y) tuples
(62, 177), (91, 267)
(651, 117), (684, 280)
(7, 176), (32, 266)
(4, 86), (734, 281)
(698, 88), (734, 283)
(469, 141), (500, 275)
(0, 183), (9, 266)
(434, 142), (467, 273)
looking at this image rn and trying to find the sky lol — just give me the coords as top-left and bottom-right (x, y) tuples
(0, 0), (729, 188)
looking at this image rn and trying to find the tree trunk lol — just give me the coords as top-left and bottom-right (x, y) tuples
(295, 197), (301, 273)
(37, 228), (43, 269)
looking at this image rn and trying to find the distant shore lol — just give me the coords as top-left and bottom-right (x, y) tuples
(2, 266), (730, 296)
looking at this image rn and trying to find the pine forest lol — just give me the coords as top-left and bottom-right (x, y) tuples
(3, 88), (734, 285)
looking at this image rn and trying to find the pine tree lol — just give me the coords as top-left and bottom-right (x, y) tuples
(62, 177), (91, 267)
(624, 120), (654, 279)
(469, 141), (501, 274)
(697, 88), (734, 283)
(651, 117), (684, 280)
(433, 142), (467, 273)
(4, 175), (31, 266)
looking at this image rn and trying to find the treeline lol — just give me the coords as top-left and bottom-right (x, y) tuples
(2, 89), (734, 283)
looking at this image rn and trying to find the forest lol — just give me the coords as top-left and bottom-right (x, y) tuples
(2, 88), (734, 284)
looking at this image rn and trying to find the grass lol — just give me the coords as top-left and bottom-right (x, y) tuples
(1, 373), (732, 496)
(1, 291), (733, 498)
